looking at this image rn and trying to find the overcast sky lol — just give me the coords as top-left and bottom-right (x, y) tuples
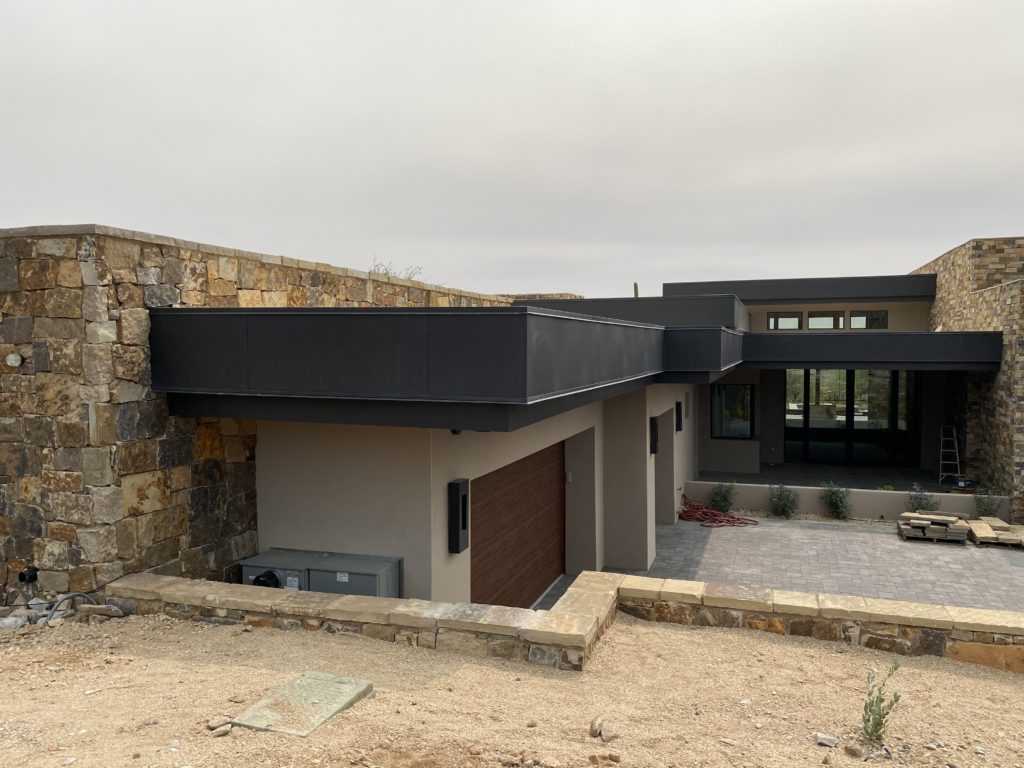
(1, 2), (1021, 297)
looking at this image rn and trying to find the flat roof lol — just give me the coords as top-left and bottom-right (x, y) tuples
(662, 274), (937, 304)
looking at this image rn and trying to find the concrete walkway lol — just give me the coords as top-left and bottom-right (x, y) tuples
(608, 519), (1024, 613)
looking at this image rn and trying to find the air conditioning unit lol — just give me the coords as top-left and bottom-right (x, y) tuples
(240, 549), (312, 591)
(240, 549), (402, 598)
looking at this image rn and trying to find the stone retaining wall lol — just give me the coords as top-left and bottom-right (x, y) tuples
(106, 570), (622, 671)
(0, 225), (507, 594)
(617, 575), (1024, 674)
(106, 570), (1024, 675)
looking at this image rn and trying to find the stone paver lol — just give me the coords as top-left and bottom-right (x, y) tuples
(615, 519), (1024, 613)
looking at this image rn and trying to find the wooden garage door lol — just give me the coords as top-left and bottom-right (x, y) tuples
(470, 442), (565, 608)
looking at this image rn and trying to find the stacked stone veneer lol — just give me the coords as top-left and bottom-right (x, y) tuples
(0, 225), (507, 594)
(912, 238), (1024, 520)
(105, 570), (1024, 675)
(106, 570), (620, 671)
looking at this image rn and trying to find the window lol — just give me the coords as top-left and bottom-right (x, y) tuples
(850, 310), (888, 329)
(711, 384), (755, 439)
(767, 312), (802, 330)
(807, 311), (844, 330)
(808, 369), (846, 428)
(785, 369), (804, 427)
(853, 370), (890, 429)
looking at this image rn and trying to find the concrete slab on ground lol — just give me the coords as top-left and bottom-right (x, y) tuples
(232, 672), (373, 736)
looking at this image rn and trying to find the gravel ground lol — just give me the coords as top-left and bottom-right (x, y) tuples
(1, 613), (1023, 768)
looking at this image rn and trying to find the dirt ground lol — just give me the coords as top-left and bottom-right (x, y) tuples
(1, 613), (1023, 768)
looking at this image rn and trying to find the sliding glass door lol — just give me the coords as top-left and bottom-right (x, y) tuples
(784, 369), (918, 465)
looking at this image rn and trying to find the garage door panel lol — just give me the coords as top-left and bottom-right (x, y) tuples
(470, 442), (565, 608)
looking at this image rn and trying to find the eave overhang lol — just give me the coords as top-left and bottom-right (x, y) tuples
(741, 331), (1003, 370)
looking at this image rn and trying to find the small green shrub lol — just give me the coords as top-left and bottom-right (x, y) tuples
(862, 660), (901, 743)
(974, 487), (1002, 518)
(768, 484), (799, 518)
(708, 482), (736, 513)
(907, 482), (940, 512)
(875, 484), (894, 491)
(821, 482), (851, 520)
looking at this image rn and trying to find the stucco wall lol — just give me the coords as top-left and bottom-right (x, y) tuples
(0, 225), (505, 594)
(428, 402), (604, 603)
(746, 301), (932, 333)
(255, 422), (433, 598)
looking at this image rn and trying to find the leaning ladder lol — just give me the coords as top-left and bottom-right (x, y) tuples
(939, 425), (962, 483)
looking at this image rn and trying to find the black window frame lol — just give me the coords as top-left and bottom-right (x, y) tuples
(710, 383), (756, 440)
(850, 309), (888, 329)
(807, 310), (845, 330)
(767, 311), (803, 331)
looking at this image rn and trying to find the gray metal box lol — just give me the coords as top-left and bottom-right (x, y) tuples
(307, 553), (402, 598)
(240, 549), (311, 591)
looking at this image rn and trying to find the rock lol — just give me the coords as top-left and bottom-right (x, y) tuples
(815, 733), (839, 748)
(739, 698), (751, 705)
(607, 757), (621, 764)
(78, 604), (125, 619)
(526, 720), (537, 728)
(845, 743), (864, 758)
(105, 597), (136, 616)
(0, 616), (26, 630)
(47, 618), (65, 629)
(207, 717), (232, 730)
(599, 727), (619, 743)
(589, 715), (604, 738)
(468, 746), (484, 756)
(821, 756), (832, 765)
(210, 724), (231, 737)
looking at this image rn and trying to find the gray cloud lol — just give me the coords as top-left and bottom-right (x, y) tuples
(1, 0), (1021, 296)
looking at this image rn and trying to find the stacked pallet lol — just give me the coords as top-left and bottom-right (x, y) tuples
(897, 512), (969, 544)
(968, 517), (1023, 547)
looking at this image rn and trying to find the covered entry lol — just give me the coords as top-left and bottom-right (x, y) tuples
(470, 442), (566, 608)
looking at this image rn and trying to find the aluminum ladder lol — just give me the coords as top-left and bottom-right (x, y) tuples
(939, 425), (962, 483)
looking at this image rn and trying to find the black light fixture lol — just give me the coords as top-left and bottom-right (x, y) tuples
(447, 478), (470, 553)
(675, 401), (683, 432)
(649, 416), (659, 455)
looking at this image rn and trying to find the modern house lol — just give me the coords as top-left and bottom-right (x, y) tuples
(0, 226), (1020, 611)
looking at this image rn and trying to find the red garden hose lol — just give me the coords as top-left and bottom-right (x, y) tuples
(679, 493), (759, 528)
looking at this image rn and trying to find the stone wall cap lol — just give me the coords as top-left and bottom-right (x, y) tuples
(818, 593), (871, 621)
(946, 606), (1024, 635)
(618, 575), (665, 600)
(569, 571), (626, 593)
(389, 598), (462, 629)
(703, 582), (773, 612)
(320, 594), (403, 624)
(659, 579), (704, 604)
(437, 603), (537, 636)
(863, 598), (954, 629)
(551, 588), (617, 622)
(105, 572), (184, 601)
(517, 610), (597, 649)
(770, 590), (820, 617)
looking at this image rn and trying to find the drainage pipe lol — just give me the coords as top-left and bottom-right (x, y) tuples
(43, 592), (98, 623)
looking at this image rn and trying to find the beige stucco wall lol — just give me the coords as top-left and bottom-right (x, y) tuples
(255, 421), (434, 598)
(428, 402), (604, 603)
(697, 369), (762, 474)
(746, 301), (933, 333)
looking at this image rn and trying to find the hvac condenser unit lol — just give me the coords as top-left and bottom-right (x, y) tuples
(240, 549), (312, 591)
(307, 553), (401, 598)
(239, 548), (402, 598)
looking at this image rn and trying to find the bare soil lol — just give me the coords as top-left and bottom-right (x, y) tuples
(1, 613), (1022, 768)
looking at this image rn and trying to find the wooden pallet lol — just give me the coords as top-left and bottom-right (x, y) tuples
(897, 522), (967, 545)
(966, 519), (1023, 547)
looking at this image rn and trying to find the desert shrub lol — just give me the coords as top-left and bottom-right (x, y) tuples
(875, 484), (894, 491)
(768, 484), (799, 518)
(974, 487), (1003, 518)
(821, 482), (851, 520)
(907, 482), (940, 512)
(862, 661), (901, 743)
(708, 482), (736, 513)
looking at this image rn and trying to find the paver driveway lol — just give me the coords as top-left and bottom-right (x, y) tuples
(619, 519), (1024, 612)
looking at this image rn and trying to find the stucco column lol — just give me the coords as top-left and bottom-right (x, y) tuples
(602, 389), (655, 570)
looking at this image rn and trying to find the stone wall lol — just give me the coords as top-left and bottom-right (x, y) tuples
(912, 237), (1024, 520)
(618, 575), (1024, 675)
(0, 225), (507, 595)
